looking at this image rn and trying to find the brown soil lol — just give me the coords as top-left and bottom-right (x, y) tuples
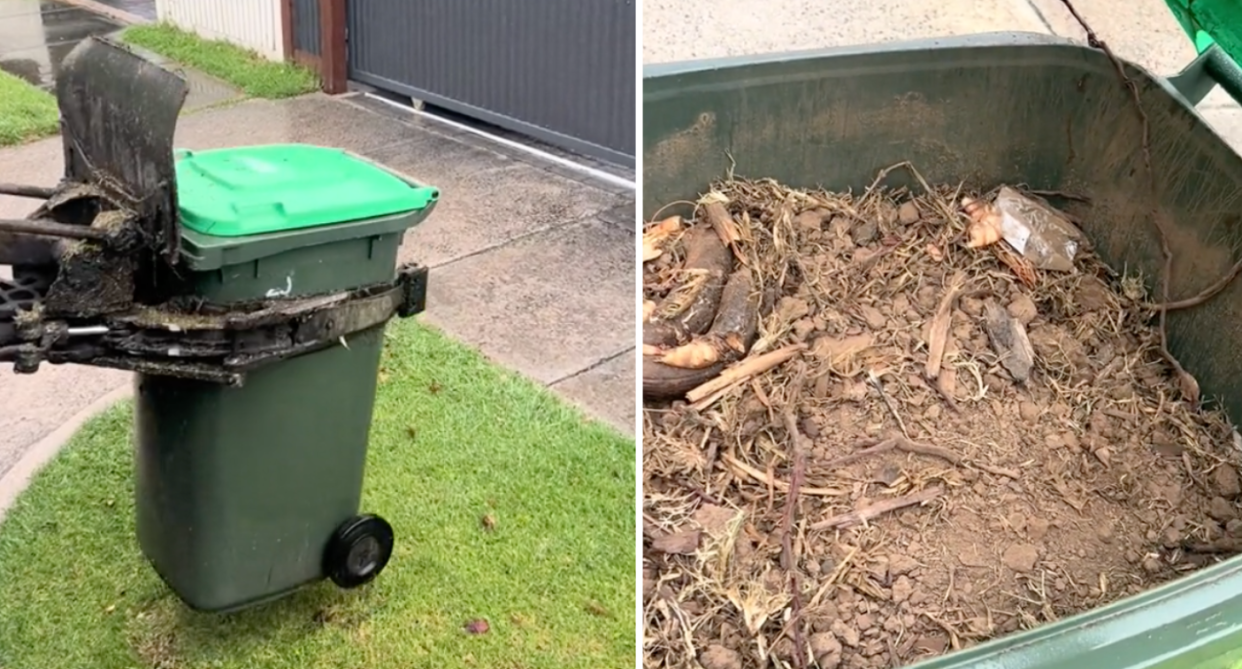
(641, 169), (1241, 669)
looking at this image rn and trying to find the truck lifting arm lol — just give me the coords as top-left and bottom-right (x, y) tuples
(0, 37), (427, 386)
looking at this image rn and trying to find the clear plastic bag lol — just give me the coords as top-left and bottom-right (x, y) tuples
(993, 186), (1085, 272)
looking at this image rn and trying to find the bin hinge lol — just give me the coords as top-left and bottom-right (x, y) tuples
(396, 264), (429, 318)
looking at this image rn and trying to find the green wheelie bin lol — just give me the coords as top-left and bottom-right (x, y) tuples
(134, 143), (438, 612)
(643, 5), (1242, 669)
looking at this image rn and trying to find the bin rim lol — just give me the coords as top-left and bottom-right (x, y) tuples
(173, 144), (440, 238)
(644, 31), (1085, 79)
(175, 155), (438, 272)
(900, 553), (1242, 668)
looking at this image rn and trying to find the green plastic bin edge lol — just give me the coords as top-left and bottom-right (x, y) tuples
(645, 31), (1242, 669)
(178, 207), (429, 272)
(1163, 0), (1242, 108)
(909, 555), (1242, 669)
(1164, 0), (1242, 71)
(173, 145), (440, 238)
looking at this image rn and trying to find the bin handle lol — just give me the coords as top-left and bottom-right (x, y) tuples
(1168, 43), (1242, 107)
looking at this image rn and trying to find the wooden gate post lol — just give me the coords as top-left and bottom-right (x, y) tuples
(318, 0), (347, 94)
(280, 0), (295, 61)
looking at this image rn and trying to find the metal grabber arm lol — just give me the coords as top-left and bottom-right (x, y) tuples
(0, 37), (428, 386)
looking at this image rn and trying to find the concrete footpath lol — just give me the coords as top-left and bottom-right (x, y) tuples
(0, 93), (636, 513)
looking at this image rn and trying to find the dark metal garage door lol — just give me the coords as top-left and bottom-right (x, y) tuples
(344, 0), (635, 167)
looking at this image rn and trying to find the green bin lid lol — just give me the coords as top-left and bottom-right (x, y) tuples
(174, 144), (439, 237)
(1165, 0), (1242, 70)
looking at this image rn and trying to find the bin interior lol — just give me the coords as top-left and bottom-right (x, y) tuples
(644, 33), (1242, 668)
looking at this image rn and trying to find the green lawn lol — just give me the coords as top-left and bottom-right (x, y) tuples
(0, 321), (635, 668)
(125, 23), (318, 99)
(0, 69), (59, 146)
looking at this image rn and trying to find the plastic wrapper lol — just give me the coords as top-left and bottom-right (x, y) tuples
(994, 186), (1085, 272)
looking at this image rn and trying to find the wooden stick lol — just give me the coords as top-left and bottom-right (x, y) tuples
(781, 410), (808, 669)
(722, 451), (847, 497)
(927, 372), (962, 414)
(821, 436), (1021, 480)
(686, 343), (806, 404)
(868, 373), (909, 439)
(0, 217), (109, 241)
(1143, 258), (1242, 311)
(810, 486), (943, 530)
(702, 201), (741, 247)
(923, 273), (964, 379)
(0, 182), (54, 199)
(689, 381), (739, 411)
(1182, 538), (1242, 554)
(782, 415), (810, 542)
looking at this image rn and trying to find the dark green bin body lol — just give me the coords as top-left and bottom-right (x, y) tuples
(645, 32), (1242, 669)
(135, 207), (428, 612)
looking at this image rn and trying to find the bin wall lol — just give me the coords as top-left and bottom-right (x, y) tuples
(135, 327), (385, 612)
(187, 231), (404, 302)
(644, 33), (1242, 431)
(133, 219), (409, 610)
(643, 32), (1242, 668)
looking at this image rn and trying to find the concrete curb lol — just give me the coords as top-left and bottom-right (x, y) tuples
(0, 383), (130, 520)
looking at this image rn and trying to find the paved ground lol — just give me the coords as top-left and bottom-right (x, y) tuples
(642, 0), (1242, 151)
(0, 0), (239, 110)
(0, 0), (123, 89)
(85, 0), (153, 21)
(0, 91), (636, 511)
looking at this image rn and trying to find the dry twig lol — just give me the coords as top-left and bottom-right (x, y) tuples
(868, 372), (910, 439)
(781, 410), (809, 669)
(1058, 0), (1206, 403)
(687, 343), (806, 406)
(722, 450), (846, 497)
(821, 436), (1021, 480)
(810, 486), (944, 530)
(1144, 258), (1242, 311)
(1182, 538), (1242, 554)
(924, 273), (965, 379)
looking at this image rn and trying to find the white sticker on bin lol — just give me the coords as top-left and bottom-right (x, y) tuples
(265, 275), (293, 298)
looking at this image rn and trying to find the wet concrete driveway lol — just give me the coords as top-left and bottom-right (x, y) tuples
(0, 0), (124, 89)
(0, 0), (244, 110)
(87, 0), (154, 20)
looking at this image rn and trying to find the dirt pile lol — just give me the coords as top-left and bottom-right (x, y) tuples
(641, 166), (1240, 669)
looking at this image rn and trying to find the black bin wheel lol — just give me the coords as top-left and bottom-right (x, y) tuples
(324, 514), (394, 589)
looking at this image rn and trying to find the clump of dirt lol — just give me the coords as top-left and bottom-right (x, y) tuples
(642, 166), (1242, 669)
